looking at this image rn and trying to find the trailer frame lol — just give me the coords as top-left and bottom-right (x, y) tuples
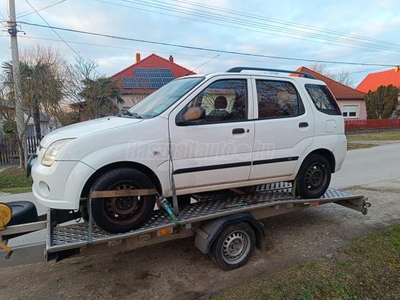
(0, 183), (370, 269)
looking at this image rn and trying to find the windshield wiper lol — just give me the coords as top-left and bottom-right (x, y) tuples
(118, 110), (142, 118)
(131, 112), (142, 119)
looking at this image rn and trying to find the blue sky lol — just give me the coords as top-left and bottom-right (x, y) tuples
(0, 0), (399, 87)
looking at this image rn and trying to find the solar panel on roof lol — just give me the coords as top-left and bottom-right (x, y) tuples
(123, 68), (174, 89)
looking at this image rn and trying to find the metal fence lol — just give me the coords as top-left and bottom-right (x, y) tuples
(345, 119), (400, 130)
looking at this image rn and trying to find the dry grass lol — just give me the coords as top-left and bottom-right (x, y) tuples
(214, 224), (400, 300)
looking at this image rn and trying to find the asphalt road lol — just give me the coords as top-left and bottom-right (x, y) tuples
(1, 142), (400, 247)
(331, 142), (400, 190)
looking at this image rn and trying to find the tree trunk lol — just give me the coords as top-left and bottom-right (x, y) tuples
(33, 98), (41, 141)
(18, 136), (26, 170)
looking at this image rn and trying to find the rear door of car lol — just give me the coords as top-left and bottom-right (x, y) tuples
(249, 76), (314, 180)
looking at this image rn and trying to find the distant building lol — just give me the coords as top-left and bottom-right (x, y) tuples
(356, 67), (400, 93)
(296, 67), (366, 119)
(26, 113), (51, 137)
(112, 53), (195, 109)
(357, 67), (400, 119)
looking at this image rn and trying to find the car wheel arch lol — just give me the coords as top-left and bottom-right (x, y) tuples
(306, 148), (336, 173)
(80, 161), (162, 200)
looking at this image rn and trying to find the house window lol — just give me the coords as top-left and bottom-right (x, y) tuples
(342, 105), (359, 118)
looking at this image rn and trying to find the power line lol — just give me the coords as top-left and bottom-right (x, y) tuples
(24, 0), (103, 76)
(25, 0), (82, 58)
(100, 0), (400, 54)
(18, 0), (67, 18)
(18, 34), (211, 58)
(0, 11), (7, 22)
(18, 21), (398, 68)
(19, 35), (381, 76)
(174, 0), (399, 49)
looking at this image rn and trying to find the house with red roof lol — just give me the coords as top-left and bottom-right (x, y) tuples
(296, 67), (367, 119)
(112, 53), (195, 109)
(356, 67), (400, 93)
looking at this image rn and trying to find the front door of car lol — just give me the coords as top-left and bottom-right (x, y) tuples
(169, 77), (254, 191)
(249, 77), (314, 180)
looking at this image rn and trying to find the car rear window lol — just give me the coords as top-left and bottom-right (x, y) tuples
(256, 80), (305, 118)
(305, 84), (342, 115)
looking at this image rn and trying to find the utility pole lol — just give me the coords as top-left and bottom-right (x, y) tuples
(8, 0), (27, 168)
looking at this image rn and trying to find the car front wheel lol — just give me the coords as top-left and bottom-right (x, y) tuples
(295, 154), (331, 199)
(91, 168), (156, 233)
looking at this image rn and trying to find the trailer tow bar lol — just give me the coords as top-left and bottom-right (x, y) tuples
(362, 200), (372, 215)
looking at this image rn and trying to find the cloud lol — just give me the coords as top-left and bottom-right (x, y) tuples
(0, 0), (398, 87)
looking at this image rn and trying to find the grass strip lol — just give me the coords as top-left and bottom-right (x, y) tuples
(214, 224), (400, 300)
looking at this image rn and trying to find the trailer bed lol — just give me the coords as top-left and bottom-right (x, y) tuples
(1, 184), (369, 267)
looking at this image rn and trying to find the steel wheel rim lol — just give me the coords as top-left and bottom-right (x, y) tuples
(221, 230), (251, 265)
(305, 162), (327, 193)
(104, 181), (144, 224)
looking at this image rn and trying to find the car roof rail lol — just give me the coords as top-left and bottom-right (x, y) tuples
(226, 67), (315, 79)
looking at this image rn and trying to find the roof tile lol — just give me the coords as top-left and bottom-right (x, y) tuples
(112, 54), (195, 93)
(296, 67), (365, 100)
(356, 68), (400, 93)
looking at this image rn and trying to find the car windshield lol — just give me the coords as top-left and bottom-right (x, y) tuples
(128, 76), (204, 118)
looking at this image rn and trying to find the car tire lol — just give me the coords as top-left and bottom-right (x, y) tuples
(8, 201), (38, 226)
(209, 222), (255, 270)
(91, 168), (156, 233)
(295, 154), (331, 199)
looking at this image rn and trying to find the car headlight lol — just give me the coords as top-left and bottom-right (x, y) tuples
(41, 139), (74, 167)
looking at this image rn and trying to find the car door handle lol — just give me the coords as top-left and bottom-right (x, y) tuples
(232, 128), (245, 134)
(299, 122), (308, 128)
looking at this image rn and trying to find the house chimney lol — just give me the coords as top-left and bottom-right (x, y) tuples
(136, 53), (141, 63)
(169, 55), (174, 63)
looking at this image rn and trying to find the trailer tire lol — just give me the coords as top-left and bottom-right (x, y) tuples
(295, 154), (331, 199)
(209, 222), (255, 270)
(8, 201), (38, 226)
(91, 168), (156, 233)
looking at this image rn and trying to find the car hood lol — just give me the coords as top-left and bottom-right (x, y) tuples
(40, 116), (143, 148)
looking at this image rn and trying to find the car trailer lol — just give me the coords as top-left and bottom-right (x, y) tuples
(0, 182), (370, 270)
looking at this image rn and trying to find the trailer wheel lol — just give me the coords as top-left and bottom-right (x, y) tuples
(209, 222), (255, 270)
(295, 154), (331, 199)
(91, 168), (156, 233)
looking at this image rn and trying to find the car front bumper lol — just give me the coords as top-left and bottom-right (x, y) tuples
(31, 159), (95, 210)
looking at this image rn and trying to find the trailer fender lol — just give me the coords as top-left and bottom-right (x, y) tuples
(194, 212), (265, 254)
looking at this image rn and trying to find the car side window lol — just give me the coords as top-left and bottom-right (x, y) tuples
(305, 84), (342, 115)
(178, 79), (248, 124)
(256, 80), (304, 119)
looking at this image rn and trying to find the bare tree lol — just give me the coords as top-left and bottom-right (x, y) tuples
(308, 63), (354, 87)
(64, 57), (123, 120)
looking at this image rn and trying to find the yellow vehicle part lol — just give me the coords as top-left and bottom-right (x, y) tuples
(0, 203), (12, 230)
